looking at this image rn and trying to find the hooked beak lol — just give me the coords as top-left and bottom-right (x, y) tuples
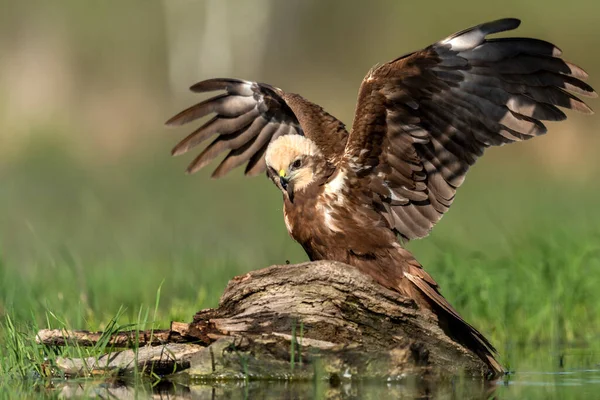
(279, 175), (288, 190)
(279, 170), (294, 203)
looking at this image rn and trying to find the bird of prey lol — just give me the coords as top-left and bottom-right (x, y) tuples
(166, 19), (595, 375)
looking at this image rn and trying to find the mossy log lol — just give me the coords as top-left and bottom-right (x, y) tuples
(36, 261), (498, 382)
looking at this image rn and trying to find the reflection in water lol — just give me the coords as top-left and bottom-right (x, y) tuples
(38, 368), (600, 399)
(50, 377), (498, 399)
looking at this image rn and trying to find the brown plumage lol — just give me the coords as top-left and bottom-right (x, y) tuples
(166, 19), (596, 375)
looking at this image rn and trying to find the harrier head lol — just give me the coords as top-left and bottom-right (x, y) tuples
(265, 135), (323, 202)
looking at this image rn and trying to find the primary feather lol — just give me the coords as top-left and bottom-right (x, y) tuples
(343, 18), (595, 239)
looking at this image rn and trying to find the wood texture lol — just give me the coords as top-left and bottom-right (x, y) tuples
(37, 261), (498, 380)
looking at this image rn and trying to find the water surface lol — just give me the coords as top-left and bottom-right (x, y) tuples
(3, 347), (599, 399)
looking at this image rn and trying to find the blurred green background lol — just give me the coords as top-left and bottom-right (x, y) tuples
(0, 0), (599, 390)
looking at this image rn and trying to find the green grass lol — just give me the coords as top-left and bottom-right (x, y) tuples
(1, 144), (599, 397)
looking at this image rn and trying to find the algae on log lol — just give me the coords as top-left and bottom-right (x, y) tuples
(36, 261), (500, 381)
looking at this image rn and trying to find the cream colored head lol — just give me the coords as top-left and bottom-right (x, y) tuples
(265, 135), (322, 198)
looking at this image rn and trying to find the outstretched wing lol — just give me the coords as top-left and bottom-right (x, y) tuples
(343, 18), (596, 240)
(166, 79), (303, 177)
(167, 78), (348, 177)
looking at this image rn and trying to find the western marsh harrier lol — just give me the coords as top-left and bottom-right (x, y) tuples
(166, 19), (596, 374)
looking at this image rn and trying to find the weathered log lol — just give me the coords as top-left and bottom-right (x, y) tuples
(53, 343), (204, 377)
(36, 325), (188, 348)
(36, 261), (499, 382)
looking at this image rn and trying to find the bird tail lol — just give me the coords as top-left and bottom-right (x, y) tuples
(404, 269), (504, 377)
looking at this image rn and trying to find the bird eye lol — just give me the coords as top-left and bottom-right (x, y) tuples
(291, 159), (302, 170)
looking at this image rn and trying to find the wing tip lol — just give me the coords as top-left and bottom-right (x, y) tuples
(189, 78), (233, 93)
(165, 116), (183, 127)
(440, 18), (522, 52)
(552, 45), (563, 57)
(210, 165), (228, 179)
(567, 62), (590, 80)
(481, 18), (521, 34)
(244, 169), (265, 178)
(190, 78), (255, 95)
(171, 142), (188, 157)
(185, 164), (200, 175)
(165, 111), (188, 126)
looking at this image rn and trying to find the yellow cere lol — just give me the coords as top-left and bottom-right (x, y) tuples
(279, 169), (286, 178)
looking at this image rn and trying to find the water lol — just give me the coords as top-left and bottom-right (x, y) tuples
(3, 349), (599, 399)
(504, 369), (600, 398)
(5, 368), (599, 399)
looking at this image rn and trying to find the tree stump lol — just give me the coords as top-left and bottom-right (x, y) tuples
(37, 261), (500, 383)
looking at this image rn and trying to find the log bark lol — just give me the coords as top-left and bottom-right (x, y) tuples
(35, 326), (188, 347)
(36, 261), (499, 381)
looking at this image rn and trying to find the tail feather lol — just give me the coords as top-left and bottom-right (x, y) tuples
(404, 271), (504, 376)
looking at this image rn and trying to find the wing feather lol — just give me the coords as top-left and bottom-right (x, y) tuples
(166, 94), (256, 126)
(244, 142), (271, 177)
(186, 114), (267, 174)
(166, 79), (303, 176)
(343, 18), (595, 240)
(167, 78), (348, 177)
(212, 122), (279, 178)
